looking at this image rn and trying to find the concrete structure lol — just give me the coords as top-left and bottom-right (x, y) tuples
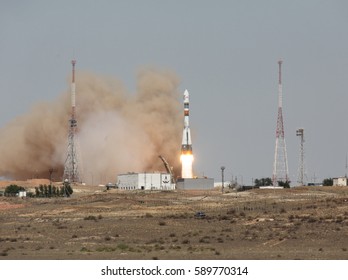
(333, 177), (348, 186)
(117, 172), (174, 190)
(176, 178), (214, 190)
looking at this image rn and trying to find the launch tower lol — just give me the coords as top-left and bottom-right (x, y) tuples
(63, 60), (81, 183)
(272, 59), (289, 186)
(180, 89), (193, 178)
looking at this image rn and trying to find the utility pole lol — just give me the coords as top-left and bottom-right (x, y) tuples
(221, 166), (225, 193)
(296, 128), (305, 186)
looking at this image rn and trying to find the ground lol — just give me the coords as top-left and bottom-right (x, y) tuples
(0, 181), (347, 260)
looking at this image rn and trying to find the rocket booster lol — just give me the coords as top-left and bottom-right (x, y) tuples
(181, 89), (192, 154)
(71, 60), (76, 110)
(70, 59), (77, 128)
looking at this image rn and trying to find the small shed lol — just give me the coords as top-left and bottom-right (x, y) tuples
(333, 177), (348, 186)
(18, 191), (27, 198)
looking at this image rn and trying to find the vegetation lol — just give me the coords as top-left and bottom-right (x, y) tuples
(4, 184), (25, 196)
(34, 182), (73, 198)
(1, 185), (347, 260)
(278, 180), (291, 188)
(252, 178), (291, 188)
(322, 178), (333, 186)
(254, 178), (272, 187)
(84, 215), (98, 221)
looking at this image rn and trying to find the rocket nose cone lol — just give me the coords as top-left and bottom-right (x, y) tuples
(183, 89), (189, 103)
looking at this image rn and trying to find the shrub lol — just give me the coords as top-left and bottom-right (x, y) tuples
(80, 247), (90, 252)
(307, 217), (317, 223)
(4, 185), (25, 196)
(62, 181), (73, 197)
(227, 209), (236, 215)
(84, 215), (97, 221)
(117, 243), (128, 250)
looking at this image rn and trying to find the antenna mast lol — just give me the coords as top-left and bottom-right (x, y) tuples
(272, 59), (289, 186)
(63, 59), (81, 183)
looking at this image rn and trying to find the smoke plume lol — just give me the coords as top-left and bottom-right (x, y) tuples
(0, 68), (182, 184)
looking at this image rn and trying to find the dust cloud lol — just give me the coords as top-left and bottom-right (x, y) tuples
(0, 68), (182, 184)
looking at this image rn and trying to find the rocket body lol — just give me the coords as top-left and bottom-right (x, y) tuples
(181, 89), (192, 154)
(180, 89), (193, 178)
(71, 60), (76, 111)
(70, 60), (77, 128)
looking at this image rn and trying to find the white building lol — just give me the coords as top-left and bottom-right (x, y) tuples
(333, 177), (348, 186)
(18, 191), (27, 198)
(177, 178), (214, 190)
(117, 172), (174, 190)
(214, 181), (232, 188)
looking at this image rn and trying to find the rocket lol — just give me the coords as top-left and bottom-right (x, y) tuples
(71, 60), (76, 114)
(181, 89), (192, 154)
(70, 59), (77, 128)
(180, 89), (193, 178)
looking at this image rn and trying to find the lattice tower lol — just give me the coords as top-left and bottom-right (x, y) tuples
(296, 128), (306, 186)
(272, 59), (289, 186)
(63, 60), (81, 183)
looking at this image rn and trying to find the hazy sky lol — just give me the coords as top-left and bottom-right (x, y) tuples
(1, 0), (348, 184)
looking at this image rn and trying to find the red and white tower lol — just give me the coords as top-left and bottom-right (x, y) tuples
(63, 59), (81, 183)
(272, 59), (289, 186)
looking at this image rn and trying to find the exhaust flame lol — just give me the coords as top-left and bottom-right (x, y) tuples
(180, 153), (194, 178)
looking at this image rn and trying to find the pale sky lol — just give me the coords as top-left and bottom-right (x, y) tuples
(1, 0), (348, 184)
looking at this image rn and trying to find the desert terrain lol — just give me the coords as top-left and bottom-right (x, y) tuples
(0, 181), (347, 260)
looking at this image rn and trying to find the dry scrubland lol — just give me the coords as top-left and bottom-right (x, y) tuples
(0, 182), (347, 260)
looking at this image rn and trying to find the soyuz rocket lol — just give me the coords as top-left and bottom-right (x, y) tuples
(180, 89), (194, 178)
(181, 89), (192, 154)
